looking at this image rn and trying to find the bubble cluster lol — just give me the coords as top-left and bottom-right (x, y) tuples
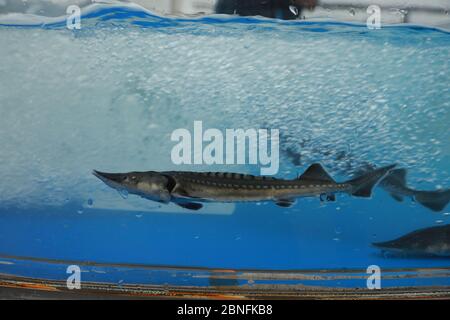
(0, 12), (449, 208)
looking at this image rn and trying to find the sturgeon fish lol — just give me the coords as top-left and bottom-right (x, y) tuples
(380, 168), (450, 212)
(373, 224), (450, 257)
(93, 163), (395, 210)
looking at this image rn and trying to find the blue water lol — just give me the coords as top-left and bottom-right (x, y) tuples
(0, 4), (449, 288)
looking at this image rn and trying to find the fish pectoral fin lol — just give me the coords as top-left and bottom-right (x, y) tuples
(275, 198), (295, 208)
(175, 202), (203, 211)
(389, 193), (404, 202)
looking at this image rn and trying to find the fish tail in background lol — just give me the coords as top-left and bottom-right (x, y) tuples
(345, 164), (396, 198)
(380, 168), (408, 202)
(415, 190), (450, 212)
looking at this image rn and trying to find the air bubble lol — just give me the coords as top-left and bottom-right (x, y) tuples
(289, 5), (298, 16)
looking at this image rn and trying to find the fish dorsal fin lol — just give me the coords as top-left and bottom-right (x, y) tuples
(388, 168), (407, 185)
(298, 163), (335, 183)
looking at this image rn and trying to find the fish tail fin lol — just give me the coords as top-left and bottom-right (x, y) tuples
(415, 190), (450, 212)
(345, 164), (396, 198)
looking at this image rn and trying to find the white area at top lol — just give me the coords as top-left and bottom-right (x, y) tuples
(0, 0), (449, 29)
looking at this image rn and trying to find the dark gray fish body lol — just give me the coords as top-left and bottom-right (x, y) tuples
(166, 170), (344, 203)
(93, 164), (395, 210)
(380, 169), (450, 212)
(373, 224), (450, 257)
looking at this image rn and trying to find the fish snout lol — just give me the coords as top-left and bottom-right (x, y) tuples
(372, 240), (398, 250)
(92, 170), (126, 184)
